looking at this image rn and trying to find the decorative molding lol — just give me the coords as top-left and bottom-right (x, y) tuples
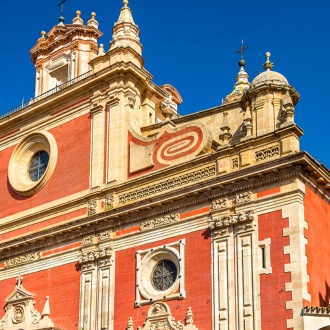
(140, 213), (180, 231)
(256, 145), (280, 162)
(209, 210), (254, 238)
(104, 193), (115, 211)
(0, 161), (305, 259)
(0, 277), (55, 330)
(88, 199), (97, 216)
(82, 235), (95, 245)
(131, 303), (198, 330)
(232, 157), (239, 169)
(135, 240), (185, 307)
(99, 230), (112, 241)
(78, 246), (113, 266)
(211, 198), (228, 210)
(119, 165), (216, 205)
(303, 306), (330, 316)
(4, 252), (42, 268)
(233, 191), (252, 204)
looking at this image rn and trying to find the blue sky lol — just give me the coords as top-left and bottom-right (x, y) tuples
(1, 0), (328, 168)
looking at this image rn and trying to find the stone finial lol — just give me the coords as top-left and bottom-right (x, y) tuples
(281, 90), (295, 124)
(72, 10), (84, 25)
(38, 31), (47, 42)
(88, 12), (99, 28)
(185, 307), (194, 325)
(263, 52), (274, 71)
(126, 317), (134, 330)
(123, 0), (129, 7)
(219, 112), (232, 144)
(41, 296), (51, 317)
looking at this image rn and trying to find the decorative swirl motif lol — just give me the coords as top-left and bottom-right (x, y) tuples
(154, 128), (203, 165)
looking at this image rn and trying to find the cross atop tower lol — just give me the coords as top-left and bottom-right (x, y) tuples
(58, 0), (66, 23)
(235, 40), (248, 60)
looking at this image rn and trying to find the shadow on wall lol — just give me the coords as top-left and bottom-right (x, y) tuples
(319, 281), (330, 307)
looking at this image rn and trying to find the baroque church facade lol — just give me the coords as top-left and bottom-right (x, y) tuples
(0, 1), (330, 329)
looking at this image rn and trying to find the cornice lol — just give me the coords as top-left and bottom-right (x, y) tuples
(1, 152), (326, 260)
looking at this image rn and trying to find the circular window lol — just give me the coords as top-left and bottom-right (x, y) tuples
(8, 131), (58, 196)
(28, 151), (50, 182)
(151, 260), (177, 291)
(137, 247), (181, 302)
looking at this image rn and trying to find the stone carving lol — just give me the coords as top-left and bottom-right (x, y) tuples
(104, 193), (115, 211)
(211, 198), (227, 210)
(209, 210), (254, 237)
(78, 245), (113, 269)
(255, 146), (280, 162)
(128, 95), (136, 108)
(0, 278), (55, 330)
(140, 213), (179, 231)
(119, 165), (216, 204)
(185, 307), (193, 325)
(127, 317), (134, 330)
(0, 162), (304, 260)
(88, 199), (97, 216)
(304, 305), (330, 315)
(232, 157), (239, 169)
(134, 303), (198, 330)
(12, 306), (25, 323)
(99, 230), (112, 241)
(82, 235), (95, 245)
(4, 252), (42, 268)
(233, 191), (252, 204)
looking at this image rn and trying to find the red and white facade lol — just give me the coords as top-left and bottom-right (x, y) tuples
(0, 2), (330, 330)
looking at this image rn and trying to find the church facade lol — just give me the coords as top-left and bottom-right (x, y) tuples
(0, 2), (330, 330)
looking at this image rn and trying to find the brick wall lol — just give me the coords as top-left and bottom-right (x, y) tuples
(258, 210), (293, 329)
(114, 229), (212, 329)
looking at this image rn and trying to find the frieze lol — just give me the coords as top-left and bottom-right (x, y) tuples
(88, 199), (97, 216)
(82, 235), (95, 245)
(140, 213), (179, 231)
(211, 198), (228, 210)
(233, 191), (252, 204)
(99, 230), (112, 241)
(256, 145), (280, 162)
(118, 165), (216, 205)
(0, 161), (305, 260)
(304, 306), (330, 316)
(4, 252), (42, 268)
(209, 210), (254, 237)
(104, 193), (115, 211)
(232, 157), (239, 169)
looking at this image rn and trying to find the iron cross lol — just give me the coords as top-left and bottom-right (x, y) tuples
(236, 40), (248, 60)
(58, 0), (66, 17)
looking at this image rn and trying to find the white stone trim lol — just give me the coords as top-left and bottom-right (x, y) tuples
(8, 131), (58, 196)
(258, 238), (272, 275)
(135, 239), (185, 306)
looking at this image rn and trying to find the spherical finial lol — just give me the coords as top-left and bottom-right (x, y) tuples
(263, 51), (273, 71)
(91, 12), (96, 19)
(123, 0), (129, 7)
(76, 10), (81, 17)
(238, 59), (246, 68)
(41, 31), (46, 38)
(58, 15), (65, 24)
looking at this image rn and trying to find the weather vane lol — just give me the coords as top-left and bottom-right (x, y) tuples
(235, 40), (248, 60)
(58, 0), (66, 23)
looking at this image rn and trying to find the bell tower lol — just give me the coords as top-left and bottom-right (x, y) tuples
(30, 10), (103, 96)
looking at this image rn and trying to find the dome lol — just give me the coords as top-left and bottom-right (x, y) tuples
(251, 52), (289, 88)
(251, 70), (289, 88)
